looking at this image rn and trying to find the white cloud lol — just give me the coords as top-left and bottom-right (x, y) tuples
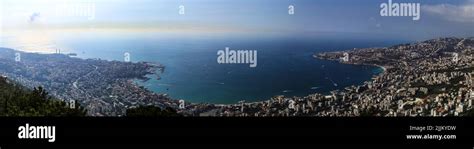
(423, 0), (474, 23)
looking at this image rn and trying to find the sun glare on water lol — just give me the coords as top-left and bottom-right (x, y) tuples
(2, 28), (58, 53)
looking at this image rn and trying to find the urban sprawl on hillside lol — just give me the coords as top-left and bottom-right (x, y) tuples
(0, 37), (473, 117)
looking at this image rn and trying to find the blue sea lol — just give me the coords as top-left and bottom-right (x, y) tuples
(1, 32), (408, 104)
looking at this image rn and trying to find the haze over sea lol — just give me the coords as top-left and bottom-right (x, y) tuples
(1, 32), (409, 104)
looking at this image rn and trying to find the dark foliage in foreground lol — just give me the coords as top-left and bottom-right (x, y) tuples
(0, 77), (86, 116)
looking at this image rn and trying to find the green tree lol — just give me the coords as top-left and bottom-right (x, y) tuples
(0, 77), (86, 116)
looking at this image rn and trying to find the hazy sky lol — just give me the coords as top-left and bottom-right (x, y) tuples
(1, 0), (474, 40)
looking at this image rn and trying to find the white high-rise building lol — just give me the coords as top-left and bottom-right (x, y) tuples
(470, 90), (474, 99)
(457, 104), (464, 113)
(469, 99), (472, 108)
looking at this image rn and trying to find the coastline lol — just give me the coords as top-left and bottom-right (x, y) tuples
(203, 37), (474, 116)
(140, 55), (383, 105)
(2, 36), (473, 117)
(0, 47), (175, 116)
(0, 46), (389, 114)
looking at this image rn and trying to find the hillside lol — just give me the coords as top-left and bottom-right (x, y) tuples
(0, 76), (86, 116)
